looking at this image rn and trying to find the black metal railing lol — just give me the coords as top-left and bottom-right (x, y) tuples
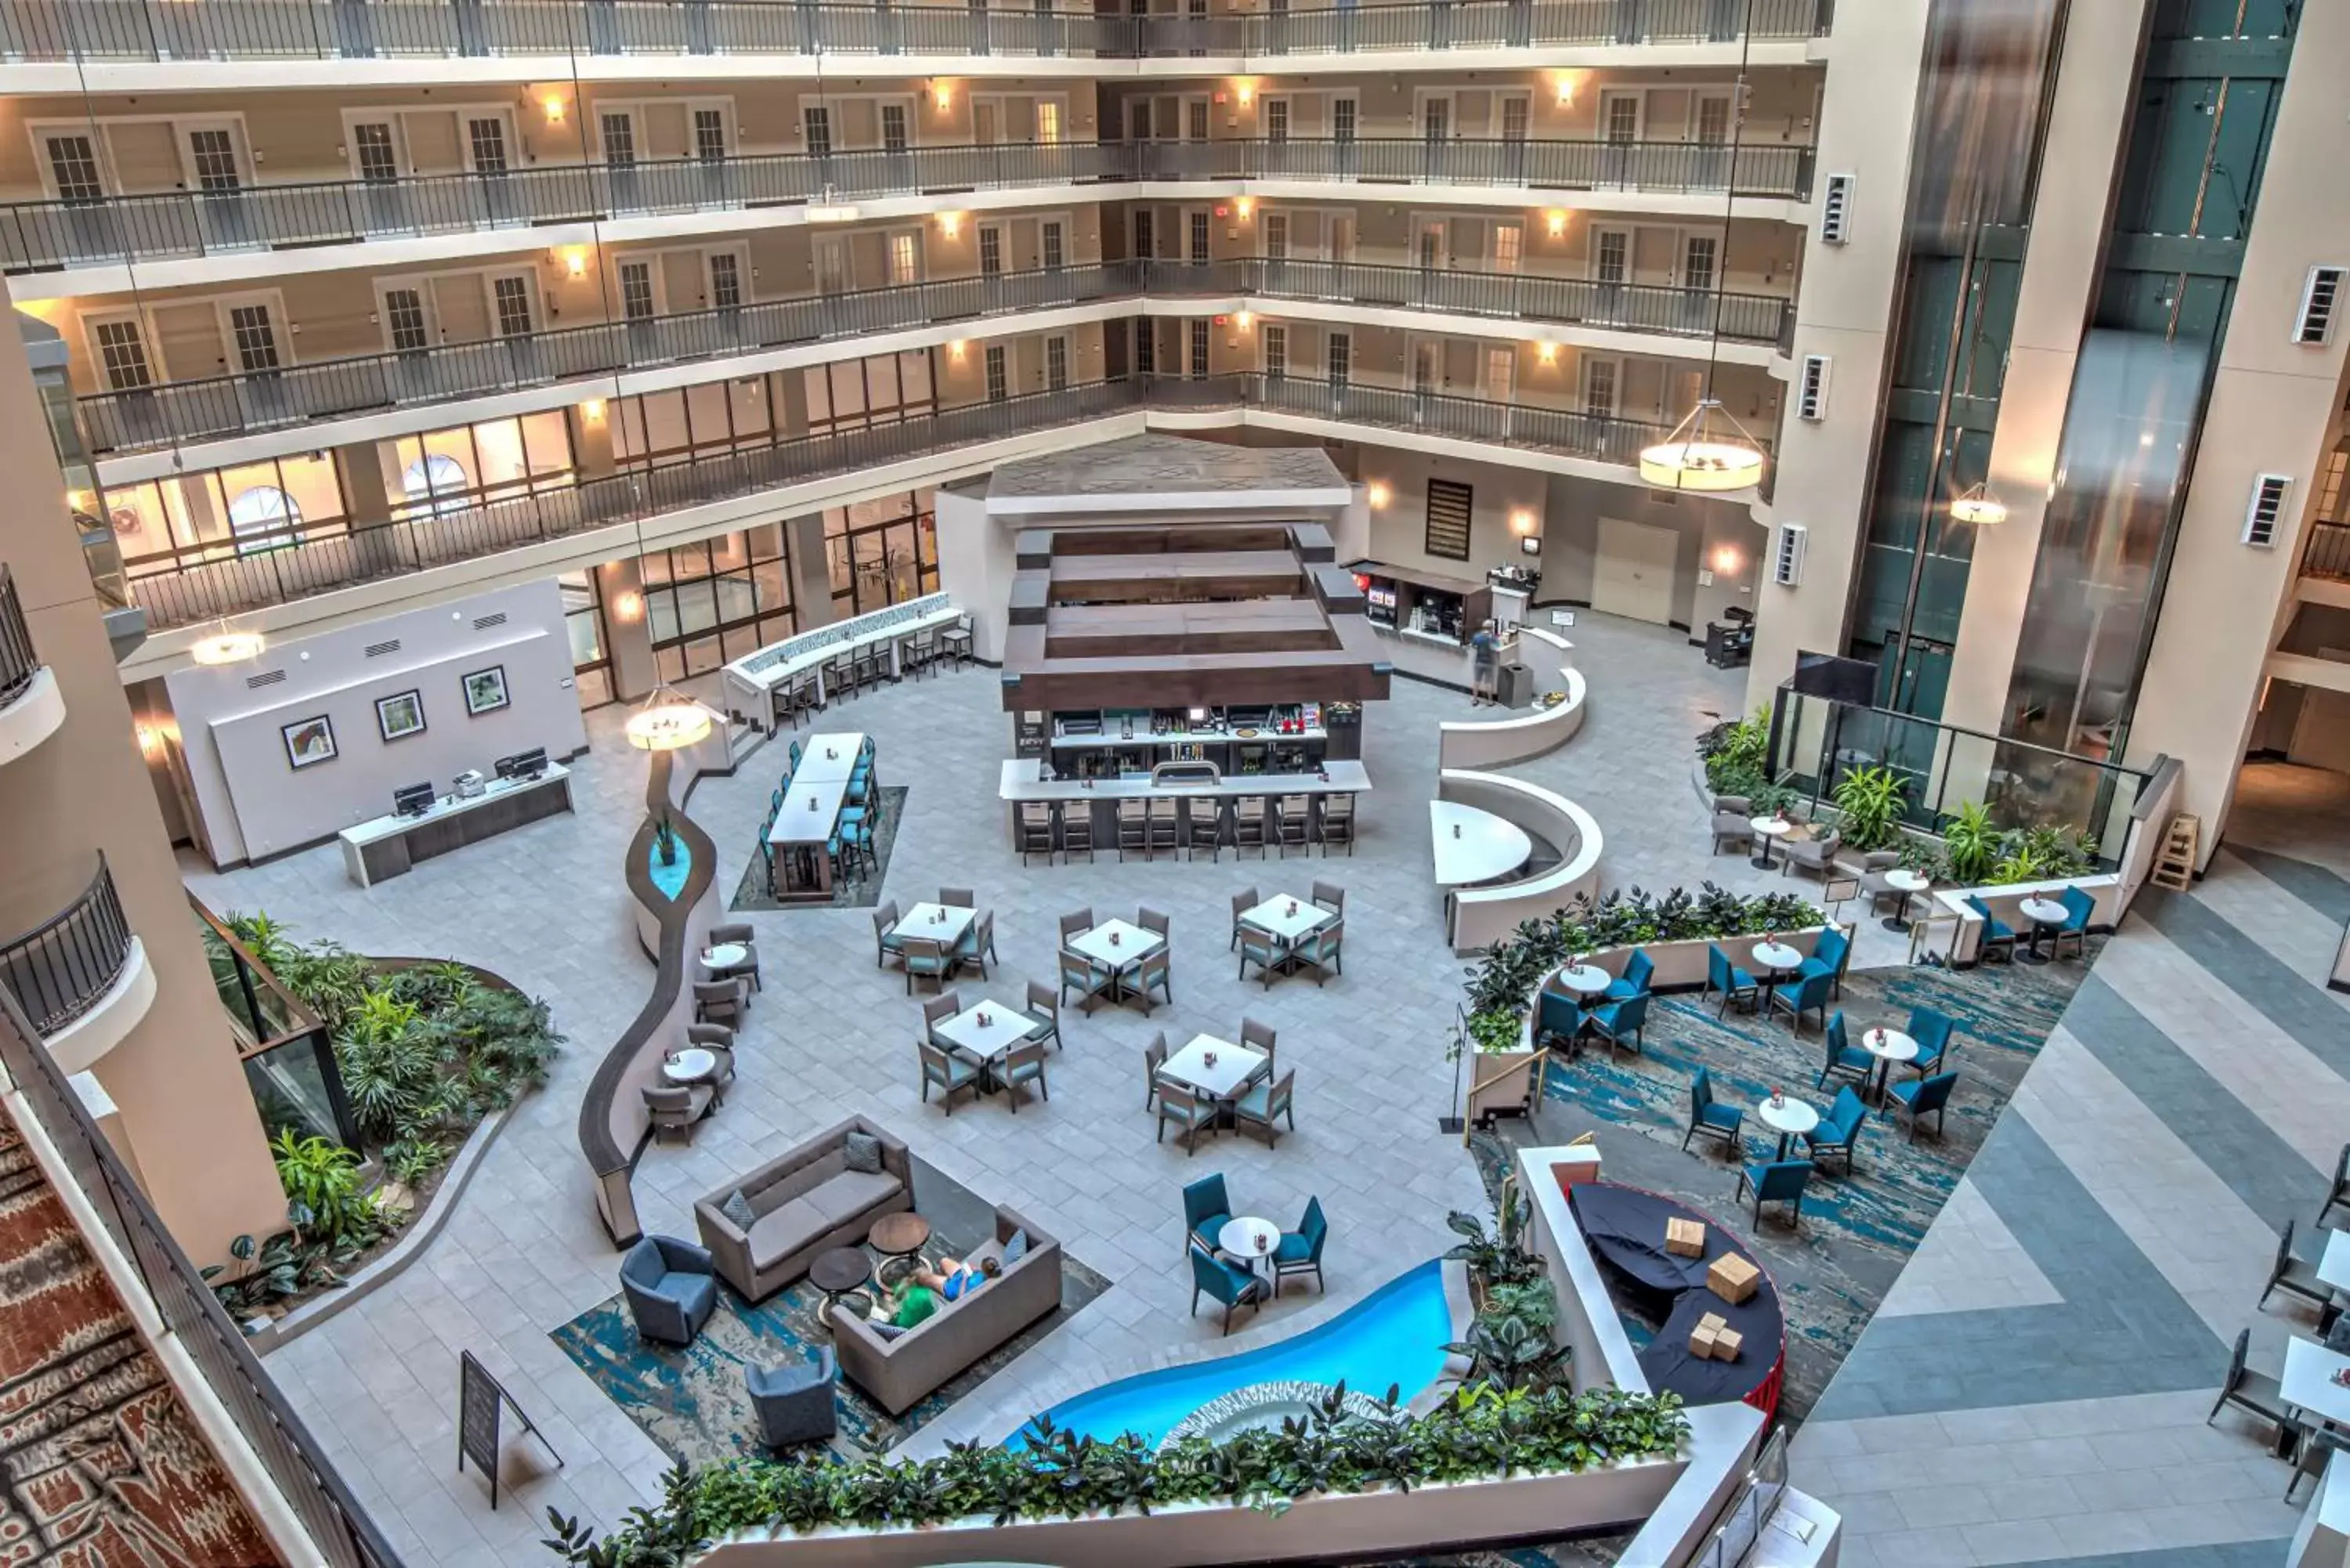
(122, 373), (1756, 630)
(0, 855), (136, 1035)
(0, 0), (1826, 63)
(0, 985), (400, 1568)
(1, 136), (1814, 275)
(2304, 519), (2350, 582)
(77, 257), (1791, 452)
(0, 565), (38, 707)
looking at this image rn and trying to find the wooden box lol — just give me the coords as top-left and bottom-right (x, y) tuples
(1712, 1327), (1744, 1361)
(1665, 1218), (1707, 1258)
(1708, 1252), (1761, 1305)
(1688, 1311), (1728, 1359)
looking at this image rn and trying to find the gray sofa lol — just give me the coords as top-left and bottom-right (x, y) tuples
(832, 1205), (1062, 1415)
(694, 1117), (912, 1302)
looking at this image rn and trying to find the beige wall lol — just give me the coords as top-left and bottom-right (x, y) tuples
(0, 318), (284, 1269)
(2128, 1), (2350, 862)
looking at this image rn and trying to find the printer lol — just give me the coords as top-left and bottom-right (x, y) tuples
(452, 769), (488, 799)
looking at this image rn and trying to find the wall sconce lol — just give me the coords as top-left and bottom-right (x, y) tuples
(933, 80), (954, 111)
(542, 93), (566, 125)
(1546, 209), (1567, 238)
(65, 488), (92, 513)
(1367, 481), (1392, 508)
(939, 211), (962, 238)
(135, 724), (161, 759)
(582, 398), (607, 421)
(949, 340), (968, 359)
(1235, 197), (1253, 219)
(1509, 508), (1536, 534)
(1234, 80), (1253, 107)
(1553, 72), (1582, 107)
(1712, 547), (1741, 574)
(562, 246), (590, 279)
(613, 591), (644, 623)
(1234, 310), (1253, 329)
(1535, 341), (1557, 365)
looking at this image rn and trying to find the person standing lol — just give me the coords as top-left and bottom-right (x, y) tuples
(1470, 619), (1501, 706)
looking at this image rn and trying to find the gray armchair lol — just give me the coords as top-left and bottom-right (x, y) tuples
(1781, 829), (1842, 880)
(707, 923), (761, 991)
(747, 1350), (838, 1447)
(684, 1023), (737, 1100)
(643, 1082), (715, 1143)
(1710, 796), (1754, 854)
(694, 978), (747, 1027)
(621, 1235), (719, 1346)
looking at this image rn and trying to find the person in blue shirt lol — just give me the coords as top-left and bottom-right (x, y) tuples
(1470, 620), (1501, 706)
(912, 1254), (1001, 1303)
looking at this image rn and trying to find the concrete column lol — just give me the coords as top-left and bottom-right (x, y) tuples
(598, 558), (655, 703)
(0, 319), (284, 1269)
(573, 400), (617, 479)
(335, 441), (393, 528)
(784, 512), (837, 630)
(1744, 0), (1934, 711)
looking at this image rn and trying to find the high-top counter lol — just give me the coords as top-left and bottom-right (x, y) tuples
(1000, 759), (1371, 801)
(1000, 758), (1370, 855)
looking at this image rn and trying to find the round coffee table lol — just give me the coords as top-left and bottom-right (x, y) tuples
(1859, 1025), (1919, 1104)
(703, 941), (748, 973)
(1558, 964), (1611, 1004)
(1219, 1216), (1281, 1275)
(810, 1246), (874, 1330)
(2019, 897), (2070, 963)
(1754, 1094), (1820, 1162)
(1751, 940), (1804, 1013)
(1750, 815), (1793, 871)
(1882, 869), (1930, 933)
(663, 1046), (714, 1084)
(869, 1211), (932, 1287)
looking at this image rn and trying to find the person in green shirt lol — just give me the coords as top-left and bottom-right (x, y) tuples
(884, 1279), (940, 1330)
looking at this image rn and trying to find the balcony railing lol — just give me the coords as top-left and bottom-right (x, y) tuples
(0, 0), (1828, 63)
(0, 986), (399, 1568)
(0, 565), (38, 706)
(2304, 518), (2350, 583)
(121, 374), (1759, 631)
(0, 854), (135, 1036)
(0, 137), (1814, 275)
(78, 257), (1793, 452)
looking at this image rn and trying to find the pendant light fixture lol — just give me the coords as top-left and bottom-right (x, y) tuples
(1640, 0), (1766, 494)
(1949, 480), (2009, 526)
(188, 619), (266, 667)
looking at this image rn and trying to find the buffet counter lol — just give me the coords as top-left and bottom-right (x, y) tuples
(720, 594), (960, 727)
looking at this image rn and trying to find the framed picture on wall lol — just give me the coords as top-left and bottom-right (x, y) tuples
(375, 689), (426, 742)
(281, 714), (338, 771)
(461, 665), (510, 717)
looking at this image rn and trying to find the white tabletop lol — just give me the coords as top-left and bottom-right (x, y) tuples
(1752, 941), (1805, 973)
(933, 999), (1034, 1061)
(1240, 897), (1335, 945)
(1070, 919), (1162, 970)
(1161, 1034), (1267, 1100)
(1859, 1027), (1919, 1064)
(1557, 964), (1611, 997)
(2020, 898), (2070, 925)
(795, 733), (868, 782)
(1219, 1216), (1281, 1265)
(898, 903), (977, 948)
(1755, 1097), (1819, 1137)
(664, 1047), (715, 1082)
(2284, 1336), (2350, 1429)
(1429, 801), (1535, 887)
(703, 943), (748, 969)
(768, 771), (854, 845)
(2320, 1229), (2350, 1294)
(1751, 816), (1795, 838)
(1885, 869), (1931, 893)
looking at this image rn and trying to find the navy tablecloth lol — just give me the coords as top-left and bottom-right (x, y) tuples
(1568, 1182), (1784, 1406)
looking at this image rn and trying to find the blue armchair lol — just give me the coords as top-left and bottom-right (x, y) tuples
(1888, 1071), (1958, 1142)
(1965, 895), (2017, 963)
(1906, 1006), (1955, 1078)
(1817, 1010), (1874, 1089)
(1189, 1241), (1267, 1335)
(1771, 969), (1834, 1033)
(1803, 1087), (1868, 1175)
(1799, 926), (1849, 999)
(746, 1350), (838, 1447)
(1736, 1159), (1816, 1230)
(1588, 991), (1650, 1057)
(1534, 988), (1585, 1054)
(621, 1235), (719, 1346)
(1183, 1173), (1232, 1256)
(2053, 885), (2095, 959)
(1275, 1196), (1329, 1295)
(1605, 950), (1654, 1002)
(1706, 945), (1759, 1017)
(1682, 1066), (1744, 1155)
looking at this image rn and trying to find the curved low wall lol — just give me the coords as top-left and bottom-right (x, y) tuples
(1438, 665), (1589, 770)
(1438, 768), (1603, 952)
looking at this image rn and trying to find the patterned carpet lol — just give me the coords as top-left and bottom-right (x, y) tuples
(728, 785), (909, 912)
(551, 1162), (1108, 1466)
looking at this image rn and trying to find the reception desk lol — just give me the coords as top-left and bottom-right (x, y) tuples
(339, 766), (573, 887)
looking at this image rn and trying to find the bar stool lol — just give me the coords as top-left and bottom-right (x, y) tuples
(1274, 796), (1313, 856)
(825, 652), (859, 703)
(901, 627), (938, 681)
(1117, 800), (1151, 861)
(1318, 793), (1356, 856)
(1018, 802), (1055, 865)
(938, 613), (974, 668)
(1184, 799), (1220, 862)
(1147, 797), (1180, 857)
(1059, 802), (1094, 863)
(1232, 797), (1269, 858)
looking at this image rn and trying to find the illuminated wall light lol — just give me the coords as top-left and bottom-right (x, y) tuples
(933, 80), (954, 110)
(1553, 71), (1583, 106)
(949, 340), (968, 359)
(582, 397), (607, 421)
(135, 724), (160, 759)
(1712, 547), (1742, 574)
(1535, 341), (1558, 365)
(1235, 197), (1253, 219)
(1546, 210), (1568, 238)
(1366, 481), (1392, 508)
(66, 488), (93, 512)
(542, 93), (566, 124)
(562, 246), (590, 279)
(938, 211), (961, 238)
(613, 591), (645, 623)
(1509, 508), (1537, 535)
(1234, 80), (1253, 107)
(1235, 310), (1253, 329)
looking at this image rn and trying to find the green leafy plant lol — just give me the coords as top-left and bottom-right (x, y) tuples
(654, 813), (679, 868)
(1940, 801), (2001, 884)
(1444, 1190), (1543, 1289)
(270, 1131), (381, 1247)
(1466, 1010), (1523, 1054)
(1447, 1306), (1570, 1391)
(382, 1138), (446, 1187)
(1830, 764), (1907, 852)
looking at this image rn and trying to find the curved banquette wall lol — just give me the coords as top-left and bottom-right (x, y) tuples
(1438, 768), (1603, 952)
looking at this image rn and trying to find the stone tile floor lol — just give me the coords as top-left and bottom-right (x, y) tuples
(183, 611), (1912, 1562)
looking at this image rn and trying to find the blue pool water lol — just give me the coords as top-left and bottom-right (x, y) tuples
(646, 835), (692, 901)
(1020, 1259), (1451, 1447)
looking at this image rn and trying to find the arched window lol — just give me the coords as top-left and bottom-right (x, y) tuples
(401, 452), (471, 518)
(226, 485), (300, 556)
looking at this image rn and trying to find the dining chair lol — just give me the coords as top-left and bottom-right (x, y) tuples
(1002, 1040), (1050, 1111)
(920, 990), (963, 1048)
(2207, 1325), (2294, 1437)
(1135, 948), (1173, 1013)
(1605, 949), (1654, 1002)
(2319, 1142), (2350, 1229)
(1681, 1067), (1743, 1155)
(682, 1024), (737, 1101)
(1965, 894), (2018, 963)
(1157, 1082), (1217, 1154)
(707, 922), (761, 990)
(1798, 926), (1849, 999)
(1241, 1016), (1278, 1064)
(693, 978), (747, 1028)
(1238, 926), (1282, 988)
(1296, 918), (1343, 985)
(2052, 884), (2096, 959)
(1275, 1197), (1329, 1293)
(1817, 1012), (1874, 1090)
(1735, 1158), (1816, 1230)
(1885, 1071), (1958, 1142)
(1770, 970), (1835, 1033)
(1311, 880), (1346, 915)
(1235, 1069), (1296, 1147)
(1905, 1006), (1956, 1078)
(1705, 945), (1759, 1016)
(1139, 905), (1171, 940)
(900, 935), (955, 995)
(1144, 1032), (1169, 1111)
(917, 1039), (980, 1115)
(939, 887), (975, 909)
(1802, 1087), (1868, 1176)
(2288, 1425), (2350, 1504)
(954, 915), (989, 981)
(642, 1082), (714, 1143)
(1230, 888), (1259, 950)
(1059, 909), (1094, 946)
(1188, 1241), (1267, 1335)
(2260, 1220), (2336, 1313)
(1182, 1172), (1231, 1255)
(1006, 985), (1055, 1054)
(1534, 989), (1584, 1057)
(1059, 945), (1110, 1013)
(873, 901), (905, 970)
(1586, 991), (1649, 1057)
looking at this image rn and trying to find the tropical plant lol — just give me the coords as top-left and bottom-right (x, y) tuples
(334, 1018), (450, 1145)
(1466, 1010), (1523, 1054)
(540, 1384), (1689, 1563)
(270, 1131), (381, 1246)
(1444, 1190), (1543, 1288)
(1939, 800), (2001, 884)
(383, 1138), (447, 1187)
(1830, 765), (1907, 851)
(1481, 1279), (1558, 1335)
(1447, 1306), (1571, 1391)
(1696, 707), (1770, 789)
(654, 813), (679, 868)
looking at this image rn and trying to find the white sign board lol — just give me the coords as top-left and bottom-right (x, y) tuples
(1550, 610), (1577, 627)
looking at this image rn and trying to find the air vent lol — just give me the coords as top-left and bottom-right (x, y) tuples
(1771, 522), (1807, 587)
(2243, 474), (2292, 547)
(472, 612), (508, 631)
(1820, 174), (1854, 245)
(1796, 355), (1832, 421)
(2295, 266), (2344, 345)
(244, 668), (287, 690)
(363, 638), (402, 659)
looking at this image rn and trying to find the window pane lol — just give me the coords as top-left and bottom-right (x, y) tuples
(646, 587), (681, 642)
(714, 569), (757, 625)
(752, 558), (788, 611)
(721, 623), (762, 663)
(707, 530), (751, 573)
(566, 609), (604, 666)
(670, 540), (711, 579)
(745, 521), (784, 561)
(573, 666), (613, 709)
(682, 634), (722, 675)
(656, 645), (688, 684)
(673, 578), (719, 635)
(522, 410), (573, 475)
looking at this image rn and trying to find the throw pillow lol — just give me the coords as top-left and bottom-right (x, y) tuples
(871, 1322), (907, 1341)
(720, 1189), (756, 1230)
(1003, 1229), (1029, 1264)
(843, 1131), (884, 1174)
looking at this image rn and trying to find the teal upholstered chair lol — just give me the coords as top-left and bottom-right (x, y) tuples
(2053, 885), (2095, 959)
(1605, 949), (1654, 1002)
(1705, 945), (1759, 1016)
(1803, 1087), (1868, 1175)
(1295, 918), (1344, 984)
(1965, 895), (2018, 963)
(1275, 1197), (1328, 1295)
(873, 901), (905, 969)
(620, 1235), (718, 1346)
(1799, 925), (1849, 999)
(1887, 1071), (1958, 1141)
(1817, 1010), (1874, 1089)
(1735, 1158), (1816, 1230)
(1534, 988), (1585, 1054)
(1682, 1067), (1744, 1155)
(1587, 991), (1650, 1056)
(1183, 1174), (1232, 1256)
(1188, 1241), (1267, 1335)
(900, 934), (954, 994)
(917, 1040), (979, 1114)
(1905, 1006), (1955, 1078)
(1235, 1069), (1296, 1146)
(1771, 970), (1834, 1032)
(1002, 1039), (1049, 1111)
(1237, 925), (1282, 988)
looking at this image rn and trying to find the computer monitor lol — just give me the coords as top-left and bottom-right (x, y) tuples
(496, 747), (548, 781)
(392, 782), (436, 817)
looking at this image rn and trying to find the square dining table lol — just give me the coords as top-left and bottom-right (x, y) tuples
(898, 901), (977, 951)
(1068, 919), (1162, 1003)
(1239, 894), (1333, 974)
(932, 998), (1036, 1089)
(1159, 1034), (1268, 1102)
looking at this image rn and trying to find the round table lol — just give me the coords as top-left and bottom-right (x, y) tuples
(1754, 1095), (1820, 1162)
(1219, 1216), (1282, 1274)
(663, 1046), (715, 1083)
(703, 941), (748, 972)
(2019, 897), (2070, 963)
(1859, 1026), (1918, 1104)
(1557, 964), (1612, 1004)
(1882, 869), (1931, 934)
(869, 1211), (932, 1287)
(1749, 815), (1794, 871)
(810, 1246), (874, 1330)
(1751, 941), (1803, 1013)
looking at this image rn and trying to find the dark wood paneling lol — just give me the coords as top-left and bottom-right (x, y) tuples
(1048, 550), (1303, 603)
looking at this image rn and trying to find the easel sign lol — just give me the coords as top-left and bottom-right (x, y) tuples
(457, 1349), (562, 1508)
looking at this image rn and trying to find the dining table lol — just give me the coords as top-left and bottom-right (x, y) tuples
(931, 997), (1036, 1090)
(1068, 919), (1163, 1004)
(1239, 895), (1335, 974)
(1159, 1034), (1268, 1116)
